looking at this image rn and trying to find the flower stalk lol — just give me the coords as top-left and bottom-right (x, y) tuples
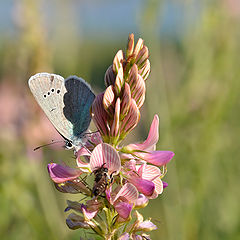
(45, 34), (174, 239)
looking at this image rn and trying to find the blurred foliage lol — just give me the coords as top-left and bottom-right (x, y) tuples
(0, 0), (240, 240)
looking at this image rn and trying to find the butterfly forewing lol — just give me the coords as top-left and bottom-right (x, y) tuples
(28, 73), (95, 146)
(28, 73), (74, 142)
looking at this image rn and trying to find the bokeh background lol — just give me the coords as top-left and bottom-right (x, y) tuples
(0, 0), (240, 239)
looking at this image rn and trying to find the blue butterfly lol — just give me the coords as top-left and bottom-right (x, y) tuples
(28, 73), (95, 150)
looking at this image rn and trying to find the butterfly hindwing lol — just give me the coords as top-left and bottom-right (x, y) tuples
(63, 76), (95, 139)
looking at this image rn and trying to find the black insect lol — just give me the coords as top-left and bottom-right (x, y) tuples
(92, 163), (114, 197)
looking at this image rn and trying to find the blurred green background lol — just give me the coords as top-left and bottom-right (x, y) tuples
(0, 0), (240, 239)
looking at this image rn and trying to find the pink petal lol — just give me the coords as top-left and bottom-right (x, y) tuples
(148, 177), (163, 199)
(104, 65), (116, 87)
(115, 67), (124, 94)
(128, 64), (138, 89)
(131, 74), (145, 108)
(128, 175), (155, 197)
(103, 85), (115, 116)
(153, 177), (163, 195)
(91, 93), (110, 136)
(136, 45), (149, 67)
(114, 202), (133, 219)
(139, 59), (150, 81)
(119, 232), (130, 240)
(126, 33), (134, 57)
(136, 151), (174, 166)
(133, 38), (144, 57)
(136, 220), (157, 231)
(105, 185), (112, 204)
(90, 143), (121, 175)
(110, 98), (120, 137)
(138, 164), (161, 181)
(76, 147), (91, 157)
(120, 99), (140, 134)
(113, 50), (124, 74)
(121, 83), (131, 117)
(76, 152), (90, 172)
(123, 160), (137, 172)
(132, 235), (142, 240)
(135, 194), (149, 209)
(127, 114), (159, 152)
(47, 163), (82, 183)
(163, 181), (168, 188)
(113, 183), (139, 203)
(81, 204), (98, 221)
(89, 131), (103, 145)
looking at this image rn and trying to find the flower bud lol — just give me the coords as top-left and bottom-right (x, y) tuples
(104, 65), (116, 87)
(113, 50), (124, 74)
(126, 33), (134, 58)
(103, 85), (115, 116)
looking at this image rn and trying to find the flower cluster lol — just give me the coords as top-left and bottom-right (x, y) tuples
(47, 34), (174, 240)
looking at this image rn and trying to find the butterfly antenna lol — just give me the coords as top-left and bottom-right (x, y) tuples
(33, 140), (64, 151)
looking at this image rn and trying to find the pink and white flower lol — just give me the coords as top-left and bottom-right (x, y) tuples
(106, 183), (139, 220)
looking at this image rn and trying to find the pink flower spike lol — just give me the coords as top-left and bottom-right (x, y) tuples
(114, 202), (133, 219)
(47, 163), (82, 183)
(90, 143), (121, 175)
(127, 114), (159, 152)
(136, 151), (174, 166)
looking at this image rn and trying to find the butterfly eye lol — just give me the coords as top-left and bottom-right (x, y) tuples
(57, 89), (61, 94)
(51, 88), (54, 92)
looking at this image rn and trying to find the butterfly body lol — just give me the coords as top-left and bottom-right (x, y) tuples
(28, 73), (95, 150)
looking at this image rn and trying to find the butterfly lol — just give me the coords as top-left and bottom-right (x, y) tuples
(28, 72), (95, 150)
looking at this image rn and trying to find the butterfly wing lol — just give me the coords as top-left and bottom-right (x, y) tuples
(28, 73), (95, 144)
(63, 76), (95, 140)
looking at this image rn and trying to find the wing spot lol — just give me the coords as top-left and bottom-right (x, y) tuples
(50, 75), (54, 82)
(57, 89), (61, 94)
(51, 88), (54, 92)
(43, 94), (47, 98)
(47, 92), (50, 95)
